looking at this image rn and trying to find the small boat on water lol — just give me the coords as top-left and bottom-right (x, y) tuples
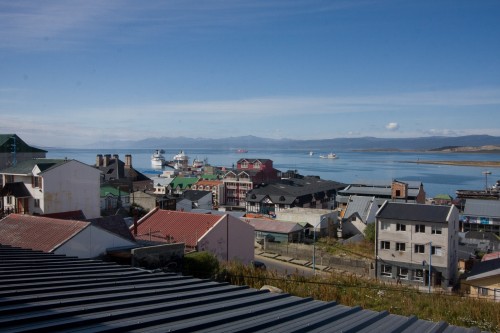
(235, 149), (248, 153)
(192, 157), (205, 169)
(309, 151), (314, 156)
(151, 149), (166, 167)
(320, 153), (338, 159)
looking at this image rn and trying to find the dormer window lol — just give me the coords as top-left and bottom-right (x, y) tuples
(253, 162), (261, 169)
(279, 196), (286, 201)
(241, 162), (248, 168)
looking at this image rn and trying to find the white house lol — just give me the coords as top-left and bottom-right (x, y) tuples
(132, 208), (254, 264)
(341, 195), (377, 238)
(0, 158), (101, 219)
(0, 214), (136, 258)
(376, 202), (459, 289)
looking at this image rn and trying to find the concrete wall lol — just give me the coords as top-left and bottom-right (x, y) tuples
(131, 243), (185, 269)
(41, 160), (101, 219)
(55, 225), (136, 258)
(197, 214), (254, 264)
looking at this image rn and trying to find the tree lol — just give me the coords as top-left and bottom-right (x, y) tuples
(364, 223), (376, 243)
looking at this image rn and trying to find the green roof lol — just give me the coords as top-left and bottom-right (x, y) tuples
(199, 174), (219, 180)
(100, 185), (125, 197)
(0, 159), (68, 175)
(0, 134), (47, 154)
(170, 177), (198, 189)
(434, 194), (453, 200)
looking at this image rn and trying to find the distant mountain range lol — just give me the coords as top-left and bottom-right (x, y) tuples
(89, 135), (500, 152)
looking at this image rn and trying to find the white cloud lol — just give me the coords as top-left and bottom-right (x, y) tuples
(385, 122), (399, 131)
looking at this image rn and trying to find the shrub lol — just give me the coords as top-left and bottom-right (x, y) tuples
(364, 223), (376, 243)
(183, 251), (220, 279)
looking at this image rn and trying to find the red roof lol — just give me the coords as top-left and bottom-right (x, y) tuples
(0, 214), (89, 252)
(133, 209), (223, 247)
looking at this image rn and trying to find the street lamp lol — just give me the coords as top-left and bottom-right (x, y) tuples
(423, 241), (432, 293)
(313, 216), (327, 274)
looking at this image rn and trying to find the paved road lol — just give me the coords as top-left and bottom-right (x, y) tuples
(255, 254), (327, 277)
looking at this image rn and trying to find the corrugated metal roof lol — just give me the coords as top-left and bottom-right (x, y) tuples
(0, 245), (483, 332)
(134, 209), (223, 246)
(464, 199), (500, 217)
(0, 214), (89, 252)
(344, 196), (375, 222)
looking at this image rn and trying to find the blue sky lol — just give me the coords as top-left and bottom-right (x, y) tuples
(1, 0), (500, 148)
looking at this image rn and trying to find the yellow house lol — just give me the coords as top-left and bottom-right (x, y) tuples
(465, 258), (500, 301)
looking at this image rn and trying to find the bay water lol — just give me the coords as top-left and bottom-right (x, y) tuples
(47, 148), (500, 198)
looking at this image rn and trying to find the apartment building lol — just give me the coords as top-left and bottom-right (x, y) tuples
(376, 202), (459, 289)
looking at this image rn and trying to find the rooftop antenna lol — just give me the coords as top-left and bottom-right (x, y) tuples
(482, 170), (491, 192)
(11, 135), (17, 167)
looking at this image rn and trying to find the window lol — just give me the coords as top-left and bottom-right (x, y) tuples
(396, 242), (406, 251)
(416, 224), (425, 233)
(396, 223), (406, 231)
(414, 269), (424, 281)
(478, 287), (489, 296)
(381, 222), (390, 231)
(33, 176), (42, 188)
(397, 267), (409, 280)
(241, 162), (248, 168)
(414, 244), (425, 254)
(34, 199), (40, 208)
(395, 189), (401, 197)
(380, 241), (390, 250)
(431, 246), (443, 256)
(431, 226), (442, 235)
(381, 264), (392, 277)
(7, 196), (12, 205)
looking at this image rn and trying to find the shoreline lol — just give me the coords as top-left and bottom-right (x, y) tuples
(404, 160), (500, 168)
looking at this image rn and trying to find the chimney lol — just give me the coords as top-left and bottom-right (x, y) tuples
(125, 154), (132, 168)
(103, 154), (111, 167)
(133, 217), (138, 236)
(96, 154), (103, 167)
(113, 154), (119, 160)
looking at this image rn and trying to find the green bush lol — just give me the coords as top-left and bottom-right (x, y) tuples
(364, 223), (376, 243)
(183, 251), (220, 279)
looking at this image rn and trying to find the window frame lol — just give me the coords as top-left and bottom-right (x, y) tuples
(396, 223), (406, 231)
(431, 245), (443, 256)
(380, 241), (391, 250)
(431, 226), (442, 235)
(381, 264), (392, 278)
(414, 244), (425, 254)
(381, 222), (390, 231)
(415, 224), (426, 233)
(395, 242), (406, 252)
(414, 269), (424, 282)
(397, 267), (409, 280)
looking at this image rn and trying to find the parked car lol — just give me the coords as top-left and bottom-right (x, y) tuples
(252, 260), (267, 270)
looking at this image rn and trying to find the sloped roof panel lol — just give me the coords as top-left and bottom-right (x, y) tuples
(134, 210), (222, 246)
(0, 214), (89, 252)
(0, 245), (481, 333)
(464, 199), (500, 217)
(377, 202), (452, 223)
